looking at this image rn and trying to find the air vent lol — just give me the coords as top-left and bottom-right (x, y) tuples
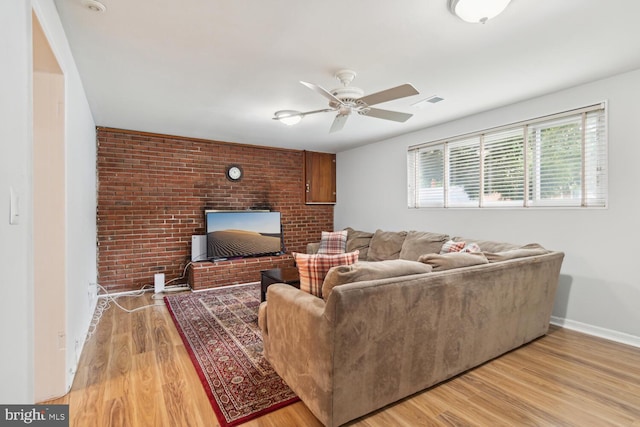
(412, 95), (445, 108)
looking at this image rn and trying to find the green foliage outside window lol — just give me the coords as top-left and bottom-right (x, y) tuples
(408, 104), (606, 208)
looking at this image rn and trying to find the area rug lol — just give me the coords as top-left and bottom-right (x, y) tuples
(164, 283), (299, 427)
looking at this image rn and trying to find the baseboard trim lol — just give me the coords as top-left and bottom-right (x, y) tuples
(550, 316), (640, 349)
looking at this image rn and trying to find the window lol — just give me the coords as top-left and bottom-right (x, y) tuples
(408, 103), (607, 208)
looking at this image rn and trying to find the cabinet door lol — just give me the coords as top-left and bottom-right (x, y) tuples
(304, 151), (336, 204)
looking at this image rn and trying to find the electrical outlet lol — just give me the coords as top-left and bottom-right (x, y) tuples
(9, 187), (19, 225)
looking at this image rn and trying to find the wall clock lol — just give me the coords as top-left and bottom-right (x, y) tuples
(225, 165), (243, 182)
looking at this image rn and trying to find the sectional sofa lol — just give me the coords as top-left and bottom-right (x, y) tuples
(258, 228), (564, 427)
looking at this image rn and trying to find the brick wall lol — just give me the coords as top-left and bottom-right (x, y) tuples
(188, 255), (295, 291)
(97, 127), (334, 293)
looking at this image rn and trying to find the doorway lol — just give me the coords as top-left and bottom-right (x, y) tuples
(32, 11), (67, 402)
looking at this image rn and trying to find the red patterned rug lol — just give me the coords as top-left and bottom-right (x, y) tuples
(164, 283), (299, 427)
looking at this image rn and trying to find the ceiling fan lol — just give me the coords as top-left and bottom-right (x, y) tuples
(273, 70), (420, 133)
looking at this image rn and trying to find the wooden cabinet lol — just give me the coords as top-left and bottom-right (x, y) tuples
(304, 151), (336, 204)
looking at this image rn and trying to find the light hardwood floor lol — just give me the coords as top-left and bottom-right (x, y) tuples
(44, 292), (640, 426)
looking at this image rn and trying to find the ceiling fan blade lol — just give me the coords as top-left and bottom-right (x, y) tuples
(357, 83), (419, 107)
(330, 114), (349, 133)
(361, 107), (413, 123)
(300, 81), (343, 105)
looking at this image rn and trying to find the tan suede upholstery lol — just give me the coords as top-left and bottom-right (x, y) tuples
(259, 250), (564, 427)
(322, 259), (433, 300)
(344, 227), (374, 261)
(418, 251), (489, 270)
(367, 230), (407, 261)
(483, 243), (549, 262)
(399, 230), (450, 260)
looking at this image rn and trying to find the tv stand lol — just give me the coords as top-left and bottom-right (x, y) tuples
(188, 254), (294, 291)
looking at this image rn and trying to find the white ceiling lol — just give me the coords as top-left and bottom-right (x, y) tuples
(54, 0), (640, 153)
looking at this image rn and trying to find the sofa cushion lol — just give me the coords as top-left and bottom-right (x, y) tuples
(317, 230), (348, 254)
(367, 230), (407, 261)
(293, 251), (359, 297)
(418, 252), (489, 271)
(453, 237), (520, 253)
(483, 243), (549, 262)
(399, 231), (450, 261)
(344, 227), (374, 261)
(306, 242), (320, 254)
(322, 260), (433, 300)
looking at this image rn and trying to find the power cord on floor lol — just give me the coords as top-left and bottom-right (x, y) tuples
(86, 262), (193, 339)
(86, 284), (157, 340)
(165, 261), (193, 287)
(98, 283), (158, 312)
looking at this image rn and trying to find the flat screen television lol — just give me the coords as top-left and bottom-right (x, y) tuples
(205, 210), (283, 260)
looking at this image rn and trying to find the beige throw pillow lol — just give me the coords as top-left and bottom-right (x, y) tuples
(399, 230), (450, 260)
(322, 259), (433, 300)
(344, 227), (374, 261)
(367, 230), (407, 261)
(418, 252), (489, 271)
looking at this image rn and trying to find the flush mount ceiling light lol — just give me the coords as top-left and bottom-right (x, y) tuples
(273, 110), (303, 126)
(82, 0), (106, 12)
(448, 0), (511, 24)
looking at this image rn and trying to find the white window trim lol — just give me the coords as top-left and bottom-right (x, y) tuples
(408, 102), (608, 209)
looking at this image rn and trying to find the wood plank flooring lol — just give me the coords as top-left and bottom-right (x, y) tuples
(44, 291), (640, 426)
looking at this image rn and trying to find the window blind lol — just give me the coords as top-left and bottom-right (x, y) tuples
(408, 103), (607, 208)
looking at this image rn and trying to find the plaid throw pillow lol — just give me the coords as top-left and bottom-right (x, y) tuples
(440, 240), (467, 254)
(293, 251), (359, 297)
(317, 230), (348, 254)
(461, 242), (481, 253)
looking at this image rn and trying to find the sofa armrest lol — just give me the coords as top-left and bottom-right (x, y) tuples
(260, 284), (334, 424)
(257, 301), (268, 334)
(258, 285), (324, 336)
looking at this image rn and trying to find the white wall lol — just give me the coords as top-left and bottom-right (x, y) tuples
(0, 0), (35, 404)
(33, 0), (98, 391)
(336, 68), (640, 346)
(0, 0), (97, 402)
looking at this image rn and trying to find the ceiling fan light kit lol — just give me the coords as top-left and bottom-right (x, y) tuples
(448, 0), (511, 24)
(274, 69), (419, 133)
(274, 110), (303, 126)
